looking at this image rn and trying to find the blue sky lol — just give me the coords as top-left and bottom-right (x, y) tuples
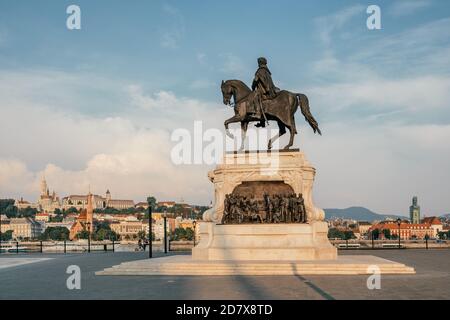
(0, 0), (449, 216)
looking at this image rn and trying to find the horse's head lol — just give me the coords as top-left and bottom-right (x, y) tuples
(221, 80), (233, 106)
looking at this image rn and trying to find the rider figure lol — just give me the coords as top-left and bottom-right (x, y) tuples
(251, 57), (278, 128)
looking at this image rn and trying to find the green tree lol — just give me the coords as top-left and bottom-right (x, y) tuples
(172, 227), (194, 241)
(382, 229), (391, 239)
(172, 227), (186, 240)
(49, 215), (63, 223)
(17, 207), (37, 218)
(0, 230), (13, 241)
(5, 204), (18, 218)
(371, 229), (380, 240)
(40, 227), (69, 241)
(76, 230), (90, 239)
(185, 228), (194, 241)
(137, 230), (146, 240)
(103, 207), (120, 214)
(95, 228), (118, 241)
(0, 199), (15, 214)
(437, 231), (449, 240)
(146, 196), (157, 210)
(65, 207), (79, 214)
(343, 230), (356, 240)
(328, 228), (345, 239)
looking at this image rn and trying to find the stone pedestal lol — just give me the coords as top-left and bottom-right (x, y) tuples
(97, 150), (416, 276)
(192, 221), (336, 261)
(193, 150), (337, 261)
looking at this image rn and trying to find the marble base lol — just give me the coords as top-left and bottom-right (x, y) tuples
(192, 221), (337, 261)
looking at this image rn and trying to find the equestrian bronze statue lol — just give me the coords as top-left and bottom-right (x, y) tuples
(221, 57), (321, 150)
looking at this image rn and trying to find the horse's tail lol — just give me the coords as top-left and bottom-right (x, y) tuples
(297, 94), (321, 135)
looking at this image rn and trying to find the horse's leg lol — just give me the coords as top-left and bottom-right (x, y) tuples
(224, 115), (243, 139)
(239, 121), (248, 151)
(268, 121), (286, 150)
(283, 126), (295, 150)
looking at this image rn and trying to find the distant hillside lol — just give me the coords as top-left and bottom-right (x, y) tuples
(324, 207), (405, 222)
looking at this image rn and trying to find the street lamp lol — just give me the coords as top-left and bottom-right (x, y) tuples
(193, 220), (197, 247)
(396, 218), (402, 249)
(86, 222), (91, 253)
(147, 198), (152, 259)
(0, 213), (2, 255)
(163, 210), (168, 254)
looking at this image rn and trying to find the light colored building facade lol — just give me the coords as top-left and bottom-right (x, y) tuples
(35, 213), (50, 223)
(44, 222), (73, 231)
(422, 217), (443, 238)
(135, 202), (149, 209)
(152, 218), (175, 240)
(358, 221), (372, 236)
(62, 190), (134, 210)
(5, 218), (43, 239)
(1, 215), (11, 234)
(14, 198), (40, 210)
(370, 221), (435, 240)
(157, 201), (176, 208)
(110, 217), (145, 239)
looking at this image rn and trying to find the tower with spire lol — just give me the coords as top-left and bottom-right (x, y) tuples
(40, 175), (49, 197)
(38, 175), (60, 213)
(409, 196), (421, 224)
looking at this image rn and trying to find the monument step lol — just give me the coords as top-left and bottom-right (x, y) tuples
(96, 256), (415, 276)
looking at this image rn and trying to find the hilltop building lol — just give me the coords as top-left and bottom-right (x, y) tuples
(62, 190), (134, 210)
(14, 198), (40, 210)
(37, 176), (61, 213)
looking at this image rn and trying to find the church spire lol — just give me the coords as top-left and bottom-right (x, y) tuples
(40, 174), (48, 197)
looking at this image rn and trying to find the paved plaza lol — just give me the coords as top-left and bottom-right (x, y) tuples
(0, 250), (449, 300)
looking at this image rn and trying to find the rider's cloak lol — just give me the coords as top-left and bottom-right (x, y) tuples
(252, 65), (277, 99)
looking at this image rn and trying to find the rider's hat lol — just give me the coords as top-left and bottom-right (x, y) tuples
(257, 57), (267, 66)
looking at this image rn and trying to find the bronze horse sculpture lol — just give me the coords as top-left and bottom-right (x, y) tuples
(221, 80), (321, 150)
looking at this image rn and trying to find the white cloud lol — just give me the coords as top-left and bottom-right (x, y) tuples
(197, 53), (207, 65)
(389, 0), (433, 16)
(350, 17), (450, 76)
(0, 70), (228, 205)
(159, 4), (185, 49)
(308, 75), (450, 115)
(0, 159), (36, 196)
(302, 122), (450, 216)
(314, 5), (365, 47)
(189, 79), (216, 90)
(219, 53), (249, 78)
(127, 85), (179, 110)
